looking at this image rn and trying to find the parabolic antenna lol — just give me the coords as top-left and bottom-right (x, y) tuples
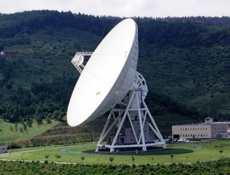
(67, 19), (166, 152)
(67, 19), (138, 127)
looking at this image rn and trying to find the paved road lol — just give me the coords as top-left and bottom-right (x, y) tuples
(0, 145), (73, 157)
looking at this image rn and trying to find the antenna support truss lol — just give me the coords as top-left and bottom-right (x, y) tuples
(95, 72), (166, 152)
(71, 52), (93, 73)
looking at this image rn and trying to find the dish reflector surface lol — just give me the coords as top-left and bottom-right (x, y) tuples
(67, 19), (138, 127)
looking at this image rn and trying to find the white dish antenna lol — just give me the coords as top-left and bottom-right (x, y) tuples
(67, 19), (166, 152)
(67, 19), (138, 127)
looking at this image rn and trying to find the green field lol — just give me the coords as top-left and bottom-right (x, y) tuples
(1, 140), (230, 165)
(0, 119), (59, 143)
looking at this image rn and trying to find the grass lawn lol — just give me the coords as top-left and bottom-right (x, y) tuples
(2, 140), (230, 165)
(0, 119), (59, 143)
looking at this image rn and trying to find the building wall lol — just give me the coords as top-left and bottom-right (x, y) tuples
(227, 124), (230, 132)
(172, 123), (230, 139)
(210, 124), (227, 137)
(219, 133), (230, 138)
(111, 120), (154, 144)
(172, 125), (212, 139)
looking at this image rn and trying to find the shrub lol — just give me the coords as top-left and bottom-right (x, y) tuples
(109, 157), (114, 164)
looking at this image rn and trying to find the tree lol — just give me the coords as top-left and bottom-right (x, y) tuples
(55, 155), (61, 162)
(15, 123), (18, 131)
(97, 157), (100, 164)
(21, 153), (25, 160)
(109, 157), (114, 164)
(219, 150), (223, 158)
(131, 156), (135, 164)
(151, 157), (154, 164)
(23, 123), (27, 131)
(45, 155), (50, 159)
(170, 154), (175, 162)
(46, 117), (51, 124)
(186, 156), (189, 162)
(26, 120), (32, 127)
(36, 116), (43, 125)
(12, 109), (19, 123)
(81, 156), (85, 163)
(8, 150), (13, 158)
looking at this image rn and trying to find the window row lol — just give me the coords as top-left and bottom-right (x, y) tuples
(214, 127), (224, 130)
(181, 134), (208, 138)
(180, 127), (207, 131)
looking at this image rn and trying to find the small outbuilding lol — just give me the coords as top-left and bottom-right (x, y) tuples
(0, 145), (7, 153)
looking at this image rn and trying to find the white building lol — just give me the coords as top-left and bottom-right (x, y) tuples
(172, 117), (230, 139)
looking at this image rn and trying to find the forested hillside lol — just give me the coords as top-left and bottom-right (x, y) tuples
(0, 10), (230, 126)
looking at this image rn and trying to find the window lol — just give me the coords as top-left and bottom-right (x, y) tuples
(206, 128), (207, 130)
(185, 128), (187, 131)
(180, 128), (182, 131)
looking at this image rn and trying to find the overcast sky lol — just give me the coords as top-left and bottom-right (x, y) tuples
(0, 0), (230, 18)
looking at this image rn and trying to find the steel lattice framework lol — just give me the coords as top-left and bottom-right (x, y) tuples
(96, 72), (166, 152)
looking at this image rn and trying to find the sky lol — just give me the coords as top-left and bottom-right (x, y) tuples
(0, 0), (230, 18)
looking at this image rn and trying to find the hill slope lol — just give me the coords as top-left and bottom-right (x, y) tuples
(0, 11), (230, 128)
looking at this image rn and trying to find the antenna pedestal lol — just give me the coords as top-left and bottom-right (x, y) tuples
(96, 87), (166, 153)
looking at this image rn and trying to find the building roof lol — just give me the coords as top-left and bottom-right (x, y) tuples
(172, 121), (230, 127)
